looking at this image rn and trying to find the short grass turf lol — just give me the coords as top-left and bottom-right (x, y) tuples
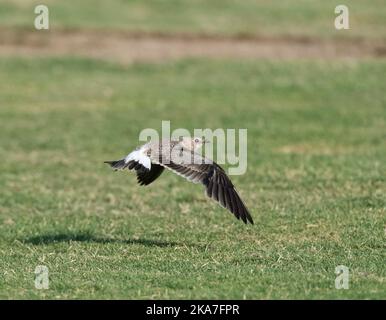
(0, 57), (385, 299)
(1, 0), (386, 39)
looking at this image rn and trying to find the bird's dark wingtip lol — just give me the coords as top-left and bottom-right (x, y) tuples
(245, 211), (254, 225)
(104, 159), (128, 170)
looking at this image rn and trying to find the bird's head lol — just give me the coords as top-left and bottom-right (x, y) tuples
(180, 136), (209, 151)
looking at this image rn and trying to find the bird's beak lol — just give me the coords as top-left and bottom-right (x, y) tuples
(202, 138), (210, 144)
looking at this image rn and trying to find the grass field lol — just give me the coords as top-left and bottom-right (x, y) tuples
(0, 0), (385, 300)
(1, 0), (386, 39)
(0, 57), (385, 299)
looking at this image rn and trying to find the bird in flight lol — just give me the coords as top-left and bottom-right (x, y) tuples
(104, 137), (253, 224)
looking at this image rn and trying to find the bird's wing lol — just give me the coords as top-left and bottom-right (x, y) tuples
(136, 164), (164, 186)
(104, 158), (164, 186)
(155, 150), (253, 224)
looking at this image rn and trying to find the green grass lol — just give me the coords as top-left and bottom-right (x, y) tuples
(0, 57), (385, 299)
(1, 0), (386, 39)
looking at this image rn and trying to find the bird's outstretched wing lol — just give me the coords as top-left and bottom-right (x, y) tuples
(104, 159), (164, 186)
(155, 151), (253, 224)
(136, 164), (164, 186)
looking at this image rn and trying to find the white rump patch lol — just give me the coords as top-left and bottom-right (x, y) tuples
(124, 149), (151, 170)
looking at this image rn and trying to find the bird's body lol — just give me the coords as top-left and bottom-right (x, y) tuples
(105, 137), (253, 224)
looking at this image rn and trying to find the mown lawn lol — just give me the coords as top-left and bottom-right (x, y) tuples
(0, 57), (385, 299)
(1, 0), (386, 39)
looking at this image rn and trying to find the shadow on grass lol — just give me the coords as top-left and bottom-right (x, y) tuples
(23, 232), (188, 248)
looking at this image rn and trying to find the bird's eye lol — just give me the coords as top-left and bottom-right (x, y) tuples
(195, 138), (199, 143)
